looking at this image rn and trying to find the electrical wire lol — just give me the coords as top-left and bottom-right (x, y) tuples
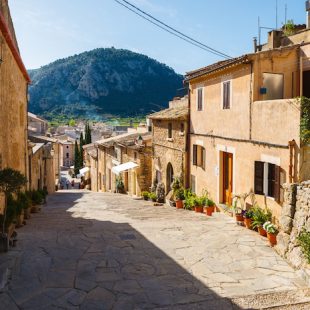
(113, 0), (232, 59)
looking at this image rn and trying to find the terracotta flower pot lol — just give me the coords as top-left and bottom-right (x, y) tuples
(267, 232), (277, 246)
(175, 200), (183, 209)
(194, 206), (203, 213)
(244, 218), (253, 229)
(204, 206), (213, 216)
(258, 226), (267, 237)
(235, 214), (243, 222)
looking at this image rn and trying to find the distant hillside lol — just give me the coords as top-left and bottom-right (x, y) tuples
(28, 48), (184, 119)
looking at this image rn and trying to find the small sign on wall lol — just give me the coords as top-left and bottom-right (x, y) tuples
(214, 166), (219, 176)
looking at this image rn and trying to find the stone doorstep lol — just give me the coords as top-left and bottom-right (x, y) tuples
(231, 288), (310, 309)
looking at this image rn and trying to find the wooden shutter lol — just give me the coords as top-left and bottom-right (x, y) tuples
(202, 147), (206, 169)
(274, 165), (281, 202)
(254, 161), (264, 195)
(193, 145), (197, 165)
(197, 88), (202, 111)
(223, 81), (231, 109)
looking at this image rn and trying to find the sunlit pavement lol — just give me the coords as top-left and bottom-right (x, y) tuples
(0, 191), (309, 309)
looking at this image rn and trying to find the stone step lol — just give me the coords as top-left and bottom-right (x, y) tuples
(231, 288), (310, 309)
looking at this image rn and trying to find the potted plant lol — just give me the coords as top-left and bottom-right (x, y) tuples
(149, 192), (157, 202)
(115, 176), (125, 193)
(204, 198), (215, 216)
(31, 190), (43, 213)
(263, 221), (278, 246)
(231, 200), (244, 222)
(0, 168), (27, 252)
(24, 190), (32, 219)
(175, 188), (185, 209)
(243, 208), (254, 229)
(183, 189), (195, 210)
(141, 191), (149, 201)
(252, 206), (272, 237)
(194, 196), (204, 213)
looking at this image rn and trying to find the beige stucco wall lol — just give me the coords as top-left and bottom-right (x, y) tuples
(251, 99), (300, 146)
(252, 48), (299, 101)
(190, 64), (252, 140)
(190, 135), (292, 220)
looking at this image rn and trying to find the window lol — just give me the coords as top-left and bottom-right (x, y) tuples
(134, 152), (137, 160)
(180, 123), (184, 133)
(193, 144), (205, 169)
(197, 88), (203, 111)
(66, 153), (69, 158)
(168, 123), (172, 139)
(254, 161), (280, 201)
(66, 146), (69, 149)
(223, 81), (231, 109)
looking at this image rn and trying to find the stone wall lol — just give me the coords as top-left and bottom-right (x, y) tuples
(276, 182), (310, 269)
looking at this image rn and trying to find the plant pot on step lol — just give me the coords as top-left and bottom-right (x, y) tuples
(258, 226), (267, 237)
(175, 200), (183, 209)
(244, 218), (253, 229)
(267, 232), (277, 246)
(235, 214), (244, 222)
(204, 206), (213, 216)
(194, 206), (204, 213)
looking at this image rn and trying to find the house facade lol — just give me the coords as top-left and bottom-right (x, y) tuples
(185, 30), (310, 219)
(84, 128), (152, 196)
(149, 96), (189, 194)
(0, 0), (31, 212)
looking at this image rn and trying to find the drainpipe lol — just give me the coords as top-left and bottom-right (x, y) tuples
(249, 61), (253, 140)
(289, 140), (295, 183)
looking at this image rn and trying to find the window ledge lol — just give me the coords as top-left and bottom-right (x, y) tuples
(166, 138), (174, 142)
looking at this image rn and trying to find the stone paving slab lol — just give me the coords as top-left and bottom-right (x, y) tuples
(0, 190), (309, 309)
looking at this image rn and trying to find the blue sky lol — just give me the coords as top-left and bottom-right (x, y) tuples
(10, 0), (307, 74)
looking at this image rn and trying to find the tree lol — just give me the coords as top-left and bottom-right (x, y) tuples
(0, 168), (27, 235)
(85, 122), (92, 144)
(74, 140), (80, 175)
(68, 119), (76, 127)
(79, 132), (85, 168)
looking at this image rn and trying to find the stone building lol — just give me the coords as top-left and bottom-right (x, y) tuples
(84, 128), (152, 196)
(59, 139), (75, 168)
(28, 112), (48, 135)
(185, 24), (310, 219)
(28, 142), (55, 193)
(0, 0), (31, 212)
(29, 134), (61, 192)
(148, 96), (189, 194)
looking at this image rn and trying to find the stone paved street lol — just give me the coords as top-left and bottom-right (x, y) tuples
(0, 191), (310, 309)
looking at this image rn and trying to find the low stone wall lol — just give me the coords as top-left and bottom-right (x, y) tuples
(276, 182), (310, 269)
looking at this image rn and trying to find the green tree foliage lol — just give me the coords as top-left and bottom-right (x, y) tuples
(85, 122), (92, 144)
(79, 132), (85, 168)
(74, 140), (80, 175)
(68, 119), (76, 127)
(283, 19), (295, 36)
(300, 97), (310, 145)
(0, 168), (27, 233)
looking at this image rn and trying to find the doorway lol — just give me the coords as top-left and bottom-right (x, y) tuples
(222, 152), (233, 205)
(303, 71), (310, 98)
(166, 163), (174, 193)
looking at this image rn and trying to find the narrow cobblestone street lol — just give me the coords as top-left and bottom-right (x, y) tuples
(0, 191), (309, 309)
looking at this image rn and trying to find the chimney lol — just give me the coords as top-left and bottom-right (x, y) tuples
(253, 37), (258, 52)
(306, 0), (310, 28)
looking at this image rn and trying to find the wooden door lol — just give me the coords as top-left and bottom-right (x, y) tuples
(222, 152), (233, 205)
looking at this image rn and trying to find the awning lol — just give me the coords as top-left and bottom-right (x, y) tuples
(112, 162), (138, 175)
(79, 167), (90, 175)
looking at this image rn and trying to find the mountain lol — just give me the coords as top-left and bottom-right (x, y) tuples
(28, 48), (184, 119)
